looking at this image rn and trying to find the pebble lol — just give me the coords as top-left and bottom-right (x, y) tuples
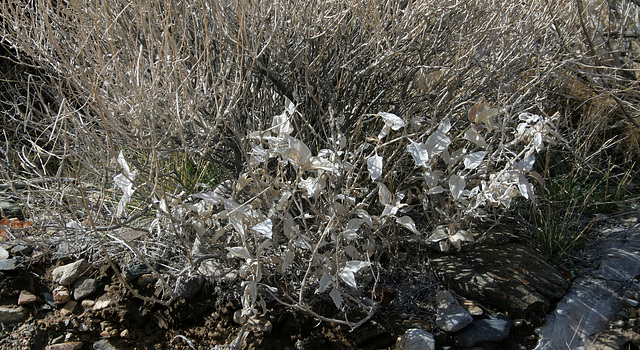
(0, 257), (17, 270)
(11, 245), (32, 256)
(53, 286), (71, 305)
(119, 329), (130, 338)
(0, 305), (28, 324)
(93, 339), (119, 350)
(623, 297), (639, 307)
(394, 328), (436, 350)
(73, 277), (97, 301)
(125, 263), (154, 281)
(454, 314), (513, 348)
(46, 342), (83, 350)
(18, 290), (38, 305)
(52, 259), (89, 285)
(81, 300), (96, 308)
(0, 246), (8, 259)
(51, 335), (65, 344)
(60, 301), (77, 316)
(93, 300), (112, 310)
(435, 290), (473, 332)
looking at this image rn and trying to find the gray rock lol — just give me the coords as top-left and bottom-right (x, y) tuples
(435, 290), (473, 332)
(0, 305), (28, 324)
(0, 246), (8, 259)
(535, 225), (640, 350)
(0, 200), (23, 219)
(394, 328), (436, 350)
(52, 259), (88, 285)
(125, 262), (157, 281)
(454, 314), (513, 348)
(0, 257), (17, 270)
(93, 339), (119, 350)
(173, 275), (204, 299)
(73, 277), (97, 300)
(10, 245), (32, 256)
(431, 241), (569, 319)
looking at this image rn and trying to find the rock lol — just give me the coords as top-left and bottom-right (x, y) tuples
(120, 329), (130, 338)
(173, 275), (204, 299)
(93, 300), (112, 310)
(46, 342), (83, 350)
(73, 277), (97, 300)
(0, 200), (23, 219)
(93, 339), (119, 350)
(10, 245), (32, 256)
(53, 286), (71, 305)
(0, 246), (8, 259)
(43, 292), (55, 307)
(535, 225), (640, 350)
(394, 328), (436, 350)
(0, 305), (28, 324)
(52, 259), (89, 285)
(430, 241), (569, 319)
(137, 273), (157, 286)
(60, 301), (77, 316)
(454, 314), (513, 348)
(81, 300), (95, 308)
(0, 257), (17, 270)
(435, 291), (473, 332)
(18, 290), (37, 305)
(125, 263), (156, 281)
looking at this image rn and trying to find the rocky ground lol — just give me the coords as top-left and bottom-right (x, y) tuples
(1, 214), (640, 350)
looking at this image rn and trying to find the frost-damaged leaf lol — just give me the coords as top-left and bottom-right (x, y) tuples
(463, 127), (488, 148)
(252, 219), (273, 239)
(282, 136), (312, 167)
(338, 261), (371, 289)
(450, 230), (474, 250)
(464, 151), (487, 170)
(367, 153), (383, 181)
(378, 183), (392, 206)
(343, 218), (365, 240)
(518, 174), (535, 200)
(316, 272), (333, 294)
(517, 155), (535, 172)
(396, 216), (419, 234)
(449, 175), (465, 200)
(227, 246), (252, 260)
(330, 288), (342, 309)
(407, 141), (429, 168)
(377, 112), (405, 139)
(425, 131), (451, 156)
(114, 151), (138, 216)
(428, 226), (448, 243)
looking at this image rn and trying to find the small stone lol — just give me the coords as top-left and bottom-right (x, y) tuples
(394, 328), (436, 350)
(612, 320), (625, 328)
(61, 301), (77, 316)
(454, 314), (513, 348)
(81, 300), (95, 309)
(93, 339), (119, 350)
(0, 246), (8, 260)
(51, 335), (65, 344)
(623, 297), (639, 307)
(120, 329), (130, 338)
(46, 342), (83, 350)
(0, 257), (17, 270)
(623, 217), (638, 227)
(11, 245), (32, 256)
(93, 300), (112, 310)
(18, 291), (37, 305)
(78, 323), (90, 332)
(73, 277), (97, 301)
(173, 275), (204, 300)
(513, 319), (524, 327)
(0, 305), (28, 324)
(125, 263), (154, 281)
(99, 330), (111, 338)
(435, 291), (473, 332)
(53, 286), (71, 305)
(52, 259), (89, 285)
(136, 273), (157, 286)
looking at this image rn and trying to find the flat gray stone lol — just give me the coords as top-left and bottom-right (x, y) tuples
(93, 339), (119, 350)
(394, 328), (436, 350)
(535, 225), (640, 350)
(454, 314), (513, 348)
(435, 290), (473, 332)
(73, 277), (97, 300)
(0, 258), (17, 270)
(52, 259), (88, 285)
(431, 241), (569, 319)
(0, 306), (28, 324)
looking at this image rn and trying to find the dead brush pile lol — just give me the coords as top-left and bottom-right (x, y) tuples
(0, 0), (638, 340)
